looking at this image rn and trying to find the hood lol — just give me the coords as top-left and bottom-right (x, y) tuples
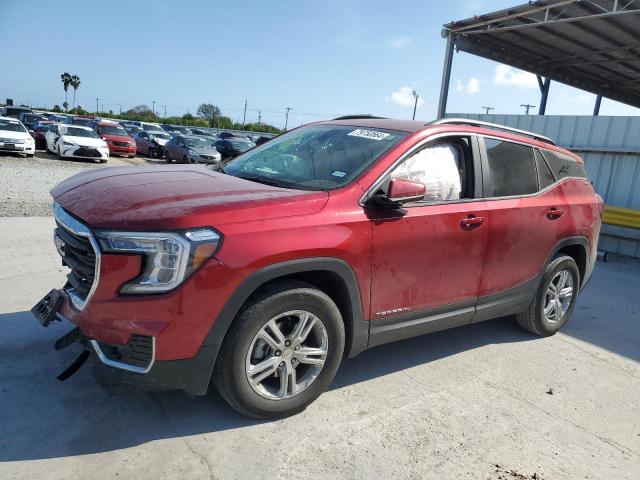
(151, 137), (169, 146)
(64, 135), (106, 148)
(0, 130), (32, 142)
(102, 134), (133, 143)
(191, 146), (220, 156)
(51, 166), (328, 230)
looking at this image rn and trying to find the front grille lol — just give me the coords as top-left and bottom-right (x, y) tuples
(113, 141), (130, 147)
(55, 221), (97, 301)
(75, 147), (101, 157)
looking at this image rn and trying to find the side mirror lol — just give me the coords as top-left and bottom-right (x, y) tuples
(386, 178), (426, 204)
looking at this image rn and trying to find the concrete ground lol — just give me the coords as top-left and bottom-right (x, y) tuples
(0, 217), (638, 480)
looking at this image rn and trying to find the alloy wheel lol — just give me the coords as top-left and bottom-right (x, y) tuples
(543, 269), (574, 323)
(245, 310), (328, 400)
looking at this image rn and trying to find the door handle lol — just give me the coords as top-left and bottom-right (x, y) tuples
(460, 215), (485, 230)
(546, 207), (564, 220)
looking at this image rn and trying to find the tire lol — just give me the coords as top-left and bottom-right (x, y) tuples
(148, 146), (154, 158)
(183, 155), (190, 164)
(27, 153), (34, 158)
(213, 280), (345, 419)
(129, 154), (135, 159)
(515, 255), (580, 336)
(165, 151), (172, 163)
(57, 145), (63, 160)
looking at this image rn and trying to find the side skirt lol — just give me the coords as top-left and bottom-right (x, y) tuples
(367, 275), (540, 349)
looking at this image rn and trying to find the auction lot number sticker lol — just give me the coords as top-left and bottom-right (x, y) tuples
(348, 129), (391, 141)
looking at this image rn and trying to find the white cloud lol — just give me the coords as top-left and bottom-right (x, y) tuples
(388, 35), (412, 49)
(386, 86), (424, 107)
(494, 64), (537, 90)
(455, 77), (480, 94)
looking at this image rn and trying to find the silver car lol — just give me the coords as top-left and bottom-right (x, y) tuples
(164, 135), (222, 164)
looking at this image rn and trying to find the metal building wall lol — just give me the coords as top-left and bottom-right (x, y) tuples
(453, 114), (640, 258)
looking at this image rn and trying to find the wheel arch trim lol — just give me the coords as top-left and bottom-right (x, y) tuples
(202, 257), (369, 364)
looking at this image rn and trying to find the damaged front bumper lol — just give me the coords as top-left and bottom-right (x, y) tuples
(31, 289), (215, 395)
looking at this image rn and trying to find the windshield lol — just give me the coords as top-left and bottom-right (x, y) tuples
(0, 119), (27, 132)
(24, 114), (45, 122)
(71, 118), (93, 126)
(149, 132), (170, 140)
(143, 124), (162, 131)
(98, 125), (128, 136)
(223, 124), (407, 191)
(229, 139), (254, 151)
(35, 125), (51, 132)
(185, 137), (211, 148)
(62, 126), (99, 138)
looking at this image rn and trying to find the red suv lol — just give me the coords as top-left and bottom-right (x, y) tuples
(33, 117), (602, 418)
(93, 121), (136, 158)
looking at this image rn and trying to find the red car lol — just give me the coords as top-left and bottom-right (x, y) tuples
(93, 121), (136, 158)
(29, 121), (55, 150)
(33, 117), (602, 418)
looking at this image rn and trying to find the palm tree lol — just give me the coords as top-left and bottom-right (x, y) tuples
(70, 75), (81, 108)
(60, 72), (71, 110)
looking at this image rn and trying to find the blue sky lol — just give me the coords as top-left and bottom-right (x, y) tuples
(1, 0), (637, 127)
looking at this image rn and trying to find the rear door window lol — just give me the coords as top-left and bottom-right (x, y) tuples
(484, 138), (538, 197)
(534, 149), (556, 189)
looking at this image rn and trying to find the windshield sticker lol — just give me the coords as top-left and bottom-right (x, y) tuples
(348, 129), (391, 141)
(331, 170), (347, 178)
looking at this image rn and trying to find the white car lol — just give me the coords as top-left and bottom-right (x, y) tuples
(45, 124), (109, 162)
(0, 116), (35, 157)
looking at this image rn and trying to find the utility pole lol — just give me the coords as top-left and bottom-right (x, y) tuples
(152, 100), (156, 116)
(284, 107), (292, 131)
(101, 103), (104, 113)
(258, 110), (262, 125)
(242, 99), (247, 130)
(412, 90), (419, 120)
(520, 103), (536, 115)
(95, 98), (99, 114)
(482, 106), (494, 115)
(161, 105), (167, 118)
(115, 104), (122, 115)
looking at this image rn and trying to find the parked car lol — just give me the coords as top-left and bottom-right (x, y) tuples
(134, 130), (171, 157)
(29, 121), (55, 149)
(65, 115), (95, 127)
(93, 121), (136, 158)
(254, 135), (272, 146)
(138, 122), (164, 132)
(213, 137), (255, 159)
(3, 106), (31, 119)
(45, 113), (67, 123)
(19, 112), (48, 131)
(0, 116), (35, 156)
(164, 135), (222, 164)
(123, 124), (143, 136)
(34, 117), (602, 419)
(218, 131), (243, 139)
(190, 128), (217, 139)
(44, 123), (109, 162)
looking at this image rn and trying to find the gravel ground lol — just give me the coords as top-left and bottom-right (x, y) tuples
(0, 151), (147, 216)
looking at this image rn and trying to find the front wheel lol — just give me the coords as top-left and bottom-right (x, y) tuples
(213, 280), (345, 419)
(516, 255), (580, 336)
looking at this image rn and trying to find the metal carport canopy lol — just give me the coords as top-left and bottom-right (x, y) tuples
(437, 0), (640, 117)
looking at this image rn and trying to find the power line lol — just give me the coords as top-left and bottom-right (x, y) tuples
(520, 103), (536, 115)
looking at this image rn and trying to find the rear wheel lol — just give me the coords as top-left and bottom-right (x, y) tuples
(165, 151), (172, 163)
(214, 280), (345, 419)
(516, 255), (579, 336)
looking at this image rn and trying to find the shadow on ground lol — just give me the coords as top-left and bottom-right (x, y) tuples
(0, 311), (531, 462)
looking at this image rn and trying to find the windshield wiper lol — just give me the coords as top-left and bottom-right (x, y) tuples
(236, 175), (292, 189)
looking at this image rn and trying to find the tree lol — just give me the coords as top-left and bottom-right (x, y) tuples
(196, 103), (221, 126)
(63, 101), (69, 111)
(52, 105), (62, 112)
(60, 72), (72, 107)
(123, 104), (157, 122)
(70, 75), (81, 108)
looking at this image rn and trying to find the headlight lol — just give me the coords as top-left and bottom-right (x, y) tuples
(63, 141), (75, 146)
(94, 229), (221, 294)
(189, 150), (198, 156)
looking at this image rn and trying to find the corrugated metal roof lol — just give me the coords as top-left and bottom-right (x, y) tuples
(443, 0), (640, 108)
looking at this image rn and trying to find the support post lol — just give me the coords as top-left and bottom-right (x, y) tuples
(537, 75), (551, 115)
(593, 95), (602, 116)
(437, 33), (455, 119)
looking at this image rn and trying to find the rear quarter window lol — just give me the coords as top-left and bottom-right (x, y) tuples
(541, 149), (587, 180)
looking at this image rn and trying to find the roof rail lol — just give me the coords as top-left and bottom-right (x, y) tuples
(430, 118), (556, 146)
(333, 114), (387, 120)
